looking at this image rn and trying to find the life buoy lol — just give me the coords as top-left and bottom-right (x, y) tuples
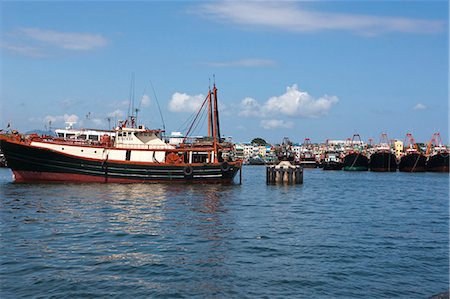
(220, 162), (230, 172)
(183, 166), (193, 176)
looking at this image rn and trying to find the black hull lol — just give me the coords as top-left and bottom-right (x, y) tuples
(322, 161), (343, 171)
(343, 153), (369, 171)
(369, 152), (397, 172)
(300, 159), (318, 168)
(426, 153), (449, 172)
(398, 153), (426, 172)
(0, 140), (240, 183)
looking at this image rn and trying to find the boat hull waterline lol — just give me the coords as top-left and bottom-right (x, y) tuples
(322, 161), (343, 171)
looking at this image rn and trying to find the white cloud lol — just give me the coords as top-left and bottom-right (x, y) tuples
(260, 119), (293, 130)
(19, 28), (108, 50)
(140, 94), (151, 108)
(196, 2), (444, 35)
(2, 28), (108, 56)
(0, 42), (44, 57)
(263, 84), (338, 117)
(239, 97), (261, 116)
(108, 109), (125, 118)
(169, 92), (206, 113)
(239, 84), (338, 118)
(413, 103), (427, 110)
(206, 58), (277, 68)
(44, 114), (79, 125)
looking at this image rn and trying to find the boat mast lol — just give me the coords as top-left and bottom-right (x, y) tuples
(212, 84), (220, 163)
(207, 88), (212, 139)
(207, 87), (213, 162)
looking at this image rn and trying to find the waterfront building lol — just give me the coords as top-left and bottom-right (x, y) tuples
(394, 140), (404, 158)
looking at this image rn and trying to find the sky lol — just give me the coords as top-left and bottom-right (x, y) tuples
(1, 1), (448, 144)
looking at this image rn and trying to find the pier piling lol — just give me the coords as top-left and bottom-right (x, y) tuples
(266, 161), (303, 185)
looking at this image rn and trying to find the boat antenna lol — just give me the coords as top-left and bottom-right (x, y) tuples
(136, 83), (148, 125)
(149, 80), (166, 132)
(128, 72), (135, 127)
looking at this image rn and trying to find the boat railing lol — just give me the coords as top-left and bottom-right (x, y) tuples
(114, 143), (174, 150)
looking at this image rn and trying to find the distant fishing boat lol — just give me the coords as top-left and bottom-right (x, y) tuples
(322, 151), (343, 170)
(369, 133), (397, 172)
(0, 84), (243, 183)
(425, 132), (449, 172)
(398, 133), (426, 172)
(343, 134), (369, 171)
(247, 155), (266, 165)
(299, 138), (318, 168)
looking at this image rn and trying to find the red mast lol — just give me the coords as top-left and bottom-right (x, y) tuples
(212, 84), (219, 163)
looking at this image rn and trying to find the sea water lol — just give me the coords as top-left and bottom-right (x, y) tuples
(0, 167), (448, 298)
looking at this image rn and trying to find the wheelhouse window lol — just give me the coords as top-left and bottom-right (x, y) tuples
(192, 152), (208, 163)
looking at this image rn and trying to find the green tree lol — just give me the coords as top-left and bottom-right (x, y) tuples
(251, 137), (267, 146)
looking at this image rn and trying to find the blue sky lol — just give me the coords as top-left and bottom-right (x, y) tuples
(1, 1), (448, 144)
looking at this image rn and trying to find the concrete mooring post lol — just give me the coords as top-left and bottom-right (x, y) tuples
(266, 161), (303, 185)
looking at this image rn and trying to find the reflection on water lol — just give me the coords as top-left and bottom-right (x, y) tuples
(0, 167), (448, 298)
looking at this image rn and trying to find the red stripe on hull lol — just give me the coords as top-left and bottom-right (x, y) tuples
(12, 170), (234, 184)
(370, 168), (397, 172)
(427, 166), (449, 173)
(398, 167), (426, 173)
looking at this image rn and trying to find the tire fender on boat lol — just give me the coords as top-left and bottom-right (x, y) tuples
(220, 162), (230, 172)
(183, 165), (193, 176)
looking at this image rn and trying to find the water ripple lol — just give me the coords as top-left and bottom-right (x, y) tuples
(0, 167), (448, 298)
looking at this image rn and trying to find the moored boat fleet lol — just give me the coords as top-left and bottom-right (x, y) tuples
(323, 132), (449, 173)
(237, 133), (449, 173)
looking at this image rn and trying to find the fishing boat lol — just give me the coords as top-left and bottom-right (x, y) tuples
(299, 138), (317, 168)
(247, 155), (266, 165)
(369, 133), (397, 172)
(343, 134), (369, 171)
(0, 84), (243, 183)
(398, 133), (426, 172)
(426, 132), (449, 172)
(322, 151), (343, 170)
